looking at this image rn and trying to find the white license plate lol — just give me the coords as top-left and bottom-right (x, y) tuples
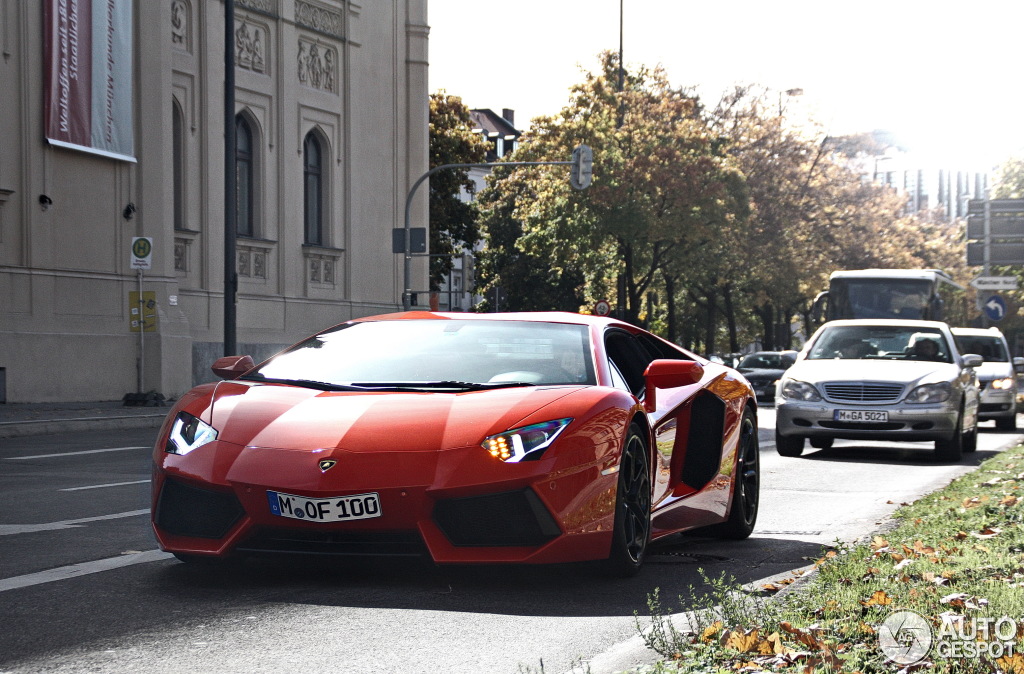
(267, 490), (382, 522)
(834, 409), (889, 422)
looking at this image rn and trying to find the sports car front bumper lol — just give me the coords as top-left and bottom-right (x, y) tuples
(151, 438), (620, 565)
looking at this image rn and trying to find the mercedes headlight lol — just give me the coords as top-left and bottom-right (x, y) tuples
(779, 379), (822, 402)
(906, 382), (952, 404)
(165, 412), (219, 455)
(482, 418), (573, 463)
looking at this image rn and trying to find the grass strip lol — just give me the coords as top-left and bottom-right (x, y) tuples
(636, 443), (1024, 673)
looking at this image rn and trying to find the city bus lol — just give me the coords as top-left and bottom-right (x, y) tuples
(811, 269), (968, 325)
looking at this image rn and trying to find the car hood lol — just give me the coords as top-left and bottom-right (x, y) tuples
(785, 359), (961, 386)
(737, 367), (787, 377)
(972, 362), (1015, 381)
(204, 381), (584, 452)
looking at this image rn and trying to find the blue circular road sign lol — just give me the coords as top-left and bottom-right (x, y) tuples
(983, 294), (1008, 321)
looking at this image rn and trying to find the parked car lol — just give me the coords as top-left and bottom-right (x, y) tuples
(736, 351), (797, 402)
(774, 319), (982, 461)
(151, 311), (759, 577)
(952, 327), (1024, 430)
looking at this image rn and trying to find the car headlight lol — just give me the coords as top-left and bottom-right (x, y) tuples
(165, 412), (219, 455)
(906, 382), (952, 404)
(990, 377), (1015, 391)
(779, 379), (822, 402)
(481, 418), (572, 463)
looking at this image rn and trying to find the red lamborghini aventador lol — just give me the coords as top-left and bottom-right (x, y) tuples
(151, 311), (759, 576)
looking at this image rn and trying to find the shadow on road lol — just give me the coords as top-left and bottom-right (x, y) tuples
(142, 532), (825, 620)
(792, 444), (1002, 466)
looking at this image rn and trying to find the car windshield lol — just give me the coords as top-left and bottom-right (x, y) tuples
(954, 335), (1008, 363)
(738, 353), (793, 369)
(808, 325), (953, 363)
(243, 319), (597, 389)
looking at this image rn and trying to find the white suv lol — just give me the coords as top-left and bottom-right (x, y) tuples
(952, 327), (1023, 430)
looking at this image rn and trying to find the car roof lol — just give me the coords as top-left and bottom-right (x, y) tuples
(817, 319), (951, 330)
(349, 310), (632, 330)
(951, 326), (1006, 338)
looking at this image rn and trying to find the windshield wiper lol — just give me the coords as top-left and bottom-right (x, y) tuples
(238, 374), (363, 392)
(348, 380), (538, 392)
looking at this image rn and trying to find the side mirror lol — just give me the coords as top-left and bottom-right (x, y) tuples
(1014, 357), (1024, 373)
(961, 354), (983, 369)
(643, 359), (704, 413)
(212, 355), (255, 380)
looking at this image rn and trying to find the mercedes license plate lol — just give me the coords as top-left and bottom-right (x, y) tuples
(267, 490), (382, 522)
(834, 409), (889, 423)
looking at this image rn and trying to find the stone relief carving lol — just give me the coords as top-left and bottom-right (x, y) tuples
(171, 0), (188, 47)
(308, 256), (334, 285)
(296, 1), (344, 39)
(236, 0), (275, 14)
(237, 247), (268, 279)
(236, 21), (266, 74)
(173, 240), (188, 272)
(297, 39), (336, 93)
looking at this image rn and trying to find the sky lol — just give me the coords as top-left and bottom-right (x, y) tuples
(428, 0), (1024, 171)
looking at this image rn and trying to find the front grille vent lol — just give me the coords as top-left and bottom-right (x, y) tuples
(823, 382), (904, 403)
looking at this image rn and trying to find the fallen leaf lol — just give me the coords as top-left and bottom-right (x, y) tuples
(721, 627), (761, 653)
(996, 652), (1024, 674)
(700, 620), (723, 643)
(971, 527), (1001, 539)
(860, 590), (893, 606)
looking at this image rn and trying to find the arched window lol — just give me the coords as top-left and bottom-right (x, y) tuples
(172, 100), (185, 230)
(303, 131), (324, 245)
(235, 115), (254, 237)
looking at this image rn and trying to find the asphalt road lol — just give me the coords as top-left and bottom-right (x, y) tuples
(1, 411), (1021, 673)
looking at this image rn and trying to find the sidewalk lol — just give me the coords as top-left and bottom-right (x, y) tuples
(0, 400), (169, 438)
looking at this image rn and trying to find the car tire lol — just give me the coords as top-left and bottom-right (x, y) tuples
(935, 412), (964, 462)
(996, 416), (1017, 431)
(963, 425), (978, 453)
(701, 408), (759, 540)
(809, 438), (834, 449)
(602, 423), (651, 578)
(775, 430), (804, 457)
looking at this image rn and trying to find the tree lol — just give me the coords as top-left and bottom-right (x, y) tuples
(428, 93), (489, 290)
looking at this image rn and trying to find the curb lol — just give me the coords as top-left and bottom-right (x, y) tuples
(0, 414), (166, 439)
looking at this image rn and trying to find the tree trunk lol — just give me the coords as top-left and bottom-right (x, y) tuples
(665, 274), (677, 344)
(754, 303), (774, 350)
(703, 287), (718, 356)
(723, 283), (739, 354)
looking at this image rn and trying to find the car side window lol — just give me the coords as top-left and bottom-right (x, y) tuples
(636, 333), (687, 360)
(605, 330), (655, 396)
(607, 359), (631, 392)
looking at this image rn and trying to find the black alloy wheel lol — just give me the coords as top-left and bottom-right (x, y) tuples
(602, 423), (651, 577)
(704, 407), (759, 539)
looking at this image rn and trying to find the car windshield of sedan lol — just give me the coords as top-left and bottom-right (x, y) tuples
(738, 353), (794, 370)
(953, 336), (1008, 363)
(243, 319), (597, 389)
(808, 326), (952, 363)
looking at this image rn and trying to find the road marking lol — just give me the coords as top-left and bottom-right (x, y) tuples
(0, 509), (150, 536)
(4, 446), (148, 460)
(0, 549), (172, 593)
(60, 479), (151, 492)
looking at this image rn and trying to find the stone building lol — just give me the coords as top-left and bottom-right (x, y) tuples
(0, 0), (429, 403)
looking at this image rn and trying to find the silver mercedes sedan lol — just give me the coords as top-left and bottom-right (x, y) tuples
(775, 319), (982, 461)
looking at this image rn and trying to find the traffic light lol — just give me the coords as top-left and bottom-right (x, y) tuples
(570, 144), (592, 190)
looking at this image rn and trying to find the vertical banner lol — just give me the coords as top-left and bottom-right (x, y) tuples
(44, 0), (136, 162)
